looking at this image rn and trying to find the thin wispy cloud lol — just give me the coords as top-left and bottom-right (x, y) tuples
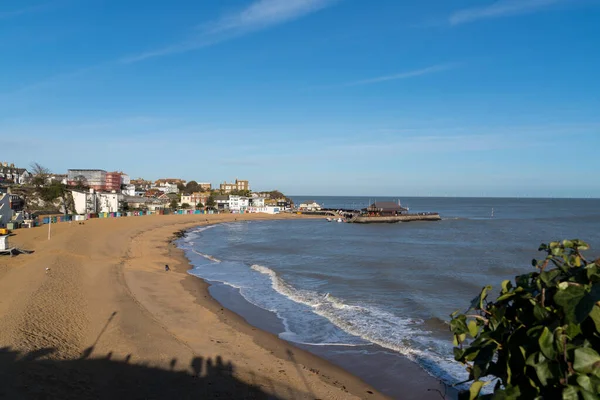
(342, 64), (457, 87)
(450, 0), (567, 25)
(122, 0), (339, 63)
(0, 2), (56, 20)
(0, 63), (112, 103)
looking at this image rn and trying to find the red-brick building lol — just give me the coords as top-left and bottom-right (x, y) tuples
(105, 172), (122, 192)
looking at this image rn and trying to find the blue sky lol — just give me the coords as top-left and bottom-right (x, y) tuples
(2, 0), (599, 197)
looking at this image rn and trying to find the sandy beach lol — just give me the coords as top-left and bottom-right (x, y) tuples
(0, 213), (448, 399)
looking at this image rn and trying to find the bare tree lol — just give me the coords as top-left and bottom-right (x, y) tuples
(29, 162), (51, 187)
(30, 162), (51, 176)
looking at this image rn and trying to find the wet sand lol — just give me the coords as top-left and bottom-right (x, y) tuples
(0, 213), (449, 399)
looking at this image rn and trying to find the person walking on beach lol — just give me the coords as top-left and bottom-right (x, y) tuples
(165, 264), (170, 272)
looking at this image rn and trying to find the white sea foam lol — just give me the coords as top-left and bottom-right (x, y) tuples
(193, 225), (217, 233)
(183, 238), (469, 386)
(191, 249), (222, 263)
(250, 263), (468, 385)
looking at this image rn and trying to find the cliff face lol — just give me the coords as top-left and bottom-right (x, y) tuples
(9, 186), (75, 214)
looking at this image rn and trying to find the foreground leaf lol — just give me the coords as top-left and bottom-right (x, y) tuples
(573, 348), (600, 376)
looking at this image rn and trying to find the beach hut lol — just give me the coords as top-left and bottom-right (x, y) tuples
(0, 235), (8, 251)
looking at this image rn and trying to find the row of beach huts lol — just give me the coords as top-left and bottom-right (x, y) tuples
(1, 209), (219, 234)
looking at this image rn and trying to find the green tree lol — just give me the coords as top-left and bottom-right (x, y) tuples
(206, 196), (216, 209)
(169, 199), (179, 209)
(185, 181), (200, 194)
(196, 202), (204, 209)
(181, 203), (190, 209)
(35, 181), (74, 215)
(451, 240), (600, 399)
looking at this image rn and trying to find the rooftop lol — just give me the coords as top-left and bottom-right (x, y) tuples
(364, 202), (408, 212)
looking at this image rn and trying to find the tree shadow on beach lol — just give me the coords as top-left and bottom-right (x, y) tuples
(0, 346), (310, 400)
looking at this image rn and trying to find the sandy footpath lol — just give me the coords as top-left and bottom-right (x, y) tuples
(0, 213), (447, 399)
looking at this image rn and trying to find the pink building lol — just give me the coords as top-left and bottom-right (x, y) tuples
(105, 172), (122, 192)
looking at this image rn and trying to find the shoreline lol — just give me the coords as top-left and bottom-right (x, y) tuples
(164, 227), (385, 397)
(0, 213), (449, 399)
(170, 219), (453, 399)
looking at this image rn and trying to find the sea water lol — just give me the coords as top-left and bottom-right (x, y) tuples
(177, 197), (600, 395)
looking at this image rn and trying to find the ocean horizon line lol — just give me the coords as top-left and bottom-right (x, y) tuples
(288, 195), (600, 200)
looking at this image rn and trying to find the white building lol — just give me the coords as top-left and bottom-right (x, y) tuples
(71, 189), (124, 214)
(47, 174), (68, 185)
(98, 192), (123, 213)
(229, 195), (250, 213)
(250, 197), (265, 207)
(120, 173), (131, 185)
(249, 206), (281, 214)
(151, 182), (179, 194)
(0, 193), (12, 227)
(298, 200), (322, 211)
(0, 235), (8, 251)
(122, 184), (136, 196)
(68, 169), (107, 190)
(0, 162), (31, 184)
(214, 195), (230, 211)
(72, 190), (98, 214)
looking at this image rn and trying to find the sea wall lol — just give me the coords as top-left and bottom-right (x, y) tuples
(349, 214), (441, 223)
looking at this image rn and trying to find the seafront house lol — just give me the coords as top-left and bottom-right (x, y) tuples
(153, 179), (184, 194)
(277, 198), (293, 210)
(121, 183), (136, 196)
(249, 205), (281, 214)
(97, 192), (123, 213)
(298, 200), (322, 211)
(0, 162), (31, 184)
(68, 169), (107, 190)
(124, 196), (164, 212)
(131, 178), (152, 191)
(220, 179), (250, 193)
(144, 189), (163, 198)
(180, 192), (209, 208)
(71, 189), (124, 214)
(151, 182), (179, 194)
(250, 197), (265, 208)
(0, 193), (11, 228)
(198, 182), (212, 191)
(229, 195), (250, 213)
(213, 195), (230, 211)
(248, 197), (281, 214)
(70, 190), (98, 214)
(157, 192), (178, 204)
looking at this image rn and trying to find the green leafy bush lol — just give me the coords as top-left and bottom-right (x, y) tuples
(450, 240), (600, 399)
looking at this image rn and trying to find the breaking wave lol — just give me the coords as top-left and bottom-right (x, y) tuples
(191, 249), (222, 263)
(250, 264), (467, 385)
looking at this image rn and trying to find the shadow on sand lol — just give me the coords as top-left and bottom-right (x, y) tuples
(0, 346), (312, 399)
